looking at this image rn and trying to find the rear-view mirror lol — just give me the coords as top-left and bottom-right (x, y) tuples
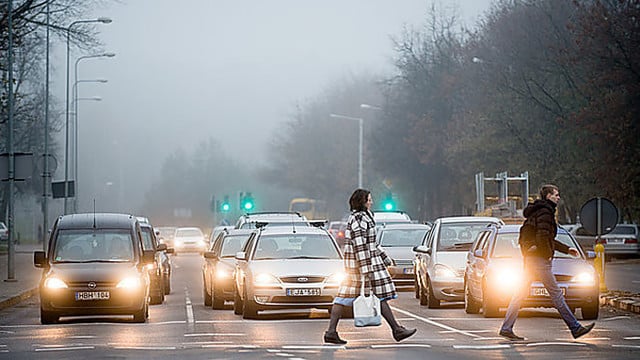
(413, 245), (430, 254)
(204, 251), (218, 259)
(474, 249), (484, 258)
(166, 247), (174, 254)
(156, 243), (167, 251)
(34, 251), (47, 268)
(235, 251), (247, 260)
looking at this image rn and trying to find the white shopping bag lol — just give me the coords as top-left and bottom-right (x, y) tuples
(353, 275), (381, 327)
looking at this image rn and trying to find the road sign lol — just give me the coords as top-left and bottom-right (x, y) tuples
(579, 197), (618, 236)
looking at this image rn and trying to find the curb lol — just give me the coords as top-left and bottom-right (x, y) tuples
(600, 292), (640, 315)
(0, 287), (38, 311)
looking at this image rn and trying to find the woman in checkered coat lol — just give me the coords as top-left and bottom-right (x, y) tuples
(324, 189), (417, 345)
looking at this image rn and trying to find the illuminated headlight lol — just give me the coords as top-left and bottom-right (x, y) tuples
(493, 267), (521, 288)
(216, 269), (232, 279)
(434, 264), (457, 279)
(327, 272), (346, 284)
(116, 277), (142, 289)
(144, 263), (157, 271)
(44, 277), (68, 289)
(254, 273), (279, 286)
(572, 272), (595, 284)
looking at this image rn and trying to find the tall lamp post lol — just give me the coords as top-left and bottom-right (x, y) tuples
(71, 94), (103, 212)
(329, 113), (364, 188)
(63, 17), (112, 214)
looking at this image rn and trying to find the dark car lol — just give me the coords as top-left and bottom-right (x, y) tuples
(202, 228), (254, 309)
(140, 223), (174, 302)
(34, 213), (154, 324)
(464, 224), (599, 319)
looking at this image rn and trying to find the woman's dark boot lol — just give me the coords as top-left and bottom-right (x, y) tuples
(324, 331), (347, 345)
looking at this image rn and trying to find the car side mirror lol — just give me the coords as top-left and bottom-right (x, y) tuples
(156, 243), (167, 252)
(474, 249), (484, 258)
(204, 251), (218, 259)
(166, 247), (175, 254)
(142, 250), (155, 264)
(586, 251), (596, 259)
(34, 251), (47, 268)
(235, 251), (247, 261)
(413, 245), (431, 254)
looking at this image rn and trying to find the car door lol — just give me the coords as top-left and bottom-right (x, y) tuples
(415, 222), (437, 286)
(468, 230), (492, 298)
(235, 233), (256, 301)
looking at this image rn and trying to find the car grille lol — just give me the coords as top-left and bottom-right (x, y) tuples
(271, 296), (334, 303)
(279, 276), (326, 283)
(67, 281), (116, 288)
(395, 260), (413, 266)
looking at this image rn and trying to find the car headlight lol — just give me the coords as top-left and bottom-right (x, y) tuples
(327, 272), (346, 284)
(117, 277), (142, 289)
(145, 263), (157, 271)
(434, 264), (457, 279)
(572, 272), (595, 284)
(216, 269), (232, 279)
(44, 277), (68, 289)
(254, 273), (279, 286)
(492, 266), (522, 288)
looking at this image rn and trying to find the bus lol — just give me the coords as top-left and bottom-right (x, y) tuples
(288, 198), (328, 220)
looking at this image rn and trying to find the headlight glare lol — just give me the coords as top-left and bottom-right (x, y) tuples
(216, 269), (231, 279)
(44, 277), (68, 289)
(117, 277), (141, 289)
(572, 272), (595, 284)
(328, 272), (346, 284)
(254, 273), (279, 285)
(434, 264), (457, 279)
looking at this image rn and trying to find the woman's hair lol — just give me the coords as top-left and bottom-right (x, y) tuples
(349, 188), (371, 211)
(539, 184), (559, 199)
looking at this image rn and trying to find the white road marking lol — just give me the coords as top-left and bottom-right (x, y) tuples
(0, 331), (14, 334)
(185, 288), (194, 324)
(35, 346), (95, 352)
(69, 336), (95, 339)
(623, 336), (640, 340)
(390, 306), (481, 338)
(440, 330), (492, 334)
(371, 344), (432, 348)
(612, 345), (640, 349)
(631, 280), (640, 284)
(554, 337), (610, 341)
(112, 346), (177, 350)
(184, 333), (245, 337)
(182, 341), (232, 346)
(274, 353), (295, 357)
(0, 345), (6, 347)
(453, 344), (510, 350)
(603, 316), (631, 321)
(201, 344), (259, 349)
(153, 321), (186, 325)
(282, 345), (345, 350)
(473, 337), (504, 341)
(526, 342), (587, 347)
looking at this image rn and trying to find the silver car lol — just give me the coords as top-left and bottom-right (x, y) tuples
(376, 223), (431, 288)
(413, 216), (503, 308)
(572, 224), (640, 257)
(233, 225), (344, 319)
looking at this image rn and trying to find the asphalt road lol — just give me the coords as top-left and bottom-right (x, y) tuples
(1, 253), (639, 359)
(604, 258), (640, 293)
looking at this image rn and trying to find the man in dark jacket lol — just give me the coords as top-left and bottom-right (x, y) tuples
(499, 184), (595, 341)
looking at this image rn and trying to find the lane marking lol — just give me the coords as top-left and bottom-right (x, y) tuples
(274, 353), (295, 357)
(623, 336), (640, 340)
(112, 346), (177, 350)
(282, 345), (345, 350)
(603, 316), (631, 321)
(440, 330), (492, 334)
(526, 342), (587, 347)
(182, 341), (232, 346)
(453, 344), (510, 350)
(554, 337), (609, 341)
(35, 346), (95, 352)
(371, 344), (432, 348)
(0, 331), (15, 334)
(69, 336), (95, 339)
(201, 344), (259, 349)
(153, 321), (185, 325)
(185, 288), (194, 324)
(612, 345), (640, 349)
(473, 337), (504, 341)
(390, 306), (481, 338)
(184, 333), (245, 337)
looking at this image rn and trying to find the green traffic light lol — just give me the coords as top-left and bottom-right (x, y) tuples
(384, 202), (394, 211)
(243, 202), (254, 211)
(222, 203), (230, 212)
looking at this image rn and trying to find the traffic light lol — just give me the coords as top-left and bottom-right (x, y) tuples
(382, 192), (395, 211)
(241, 192), (254, 211)
(220, 195), (231, 213)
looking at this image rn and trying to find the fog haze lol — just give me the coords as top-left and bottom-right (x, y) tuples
(53, 0), (492, 213)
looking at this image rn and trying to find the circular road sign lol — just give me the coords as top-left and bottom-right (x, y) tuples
(579, 197), (618, 236)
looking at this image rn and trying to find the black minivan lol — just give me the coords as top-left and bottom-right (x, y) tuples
(34, 213), (154, 324)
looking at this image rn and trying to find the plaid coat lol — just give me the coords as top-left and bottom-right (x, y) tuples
(336, 210), (397, 300)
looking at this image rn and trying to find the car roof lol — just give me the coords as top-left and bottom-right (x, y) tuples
(380, 223), (431, 230)
(374, 211), (411, 219)
(55, 213), (137, 230)
(493, 224), (569, 234)
(258, 225), (328, 236)
(438, 216), (503, 224)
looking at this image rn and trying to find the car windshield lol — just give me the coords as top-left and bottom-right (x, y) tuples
(176, 229), (203, 237)
(140, 229), (154, 250)
(53, 229), (135, 263)
(492, 232), (580, 259)
(220, 234), (251, 257)
(609, 225), (637, 235)
(437, 223), (488, 251)
(379, 229), (428, 247)
(253, 234), (340, 260)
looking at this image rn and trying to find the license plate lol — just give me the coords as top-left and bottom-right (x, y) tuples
(530, 287), (565, 297)
(75, 291), (110, 301)
(607, 238), (623, 243)
(286, 288), (320, 296)
(403, 267), (414, 274)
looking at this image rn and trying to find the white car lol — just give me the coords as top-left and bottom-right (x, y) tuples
(0, 221), (8, 242)
(233, 225), (344, 319)
(173, 227), (207, 253)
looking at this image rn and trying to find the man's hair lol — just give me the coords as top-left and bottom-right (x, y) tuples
(539, 184), (559, 199)
(349, 188), (371, 212)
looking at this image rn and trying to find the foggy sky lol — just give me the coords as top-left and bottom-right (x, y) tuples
(52, 0), (493, 213)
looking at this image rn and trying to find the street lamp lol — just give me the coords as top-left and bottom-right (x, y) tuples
(64, 17), (112, 214)
(329, 113), (364, 189)
(360, 103), (383, 111)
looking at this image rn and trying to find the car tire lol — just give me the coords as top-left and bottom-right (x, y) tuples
(150, 280), (164, 305)
(464, 281), (481, 314)
(211, 283), (224, 310)
(581, 303), (599, 320)
(419, 278), (428, 306)
(164, 273), (171, 295)
(426, 277), (441, 309)
(482, 286), (500, 318)
(233, 287), (243, 315)
(242, 285), (258, 319)
(414, 275), (420, 299)
(40, 308), (58, 324)
(133, 302), (148, 323)
(204, 278), (212, 307)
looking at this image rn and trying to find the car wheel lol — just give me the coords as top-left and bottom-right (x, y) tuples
(242, 284), (259, 319)
(233, 286), (243, 315)
(414, 275), (420, 299)
(40, 308), (58, 324)
(204, 278), (212, 307)
(419, 278), (428, 306)
(150, 279), (164, 305)
(464, 281), (481, 314)
(133, 302), (148, 323)
(212, 283), (225, 310)
(426, 277), (441, 309)
(164, 273), (171, 295)
(581, 303), (599, 320)
(482, 285), (500, 318)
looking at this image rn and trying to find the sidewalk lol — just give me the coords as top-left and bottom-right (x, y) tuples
(1, 244), (639, 315)
(0, 244), (42, 311)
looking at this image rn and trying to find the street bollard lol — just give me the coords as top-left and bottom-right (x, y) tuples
(594, 243), (607, 292)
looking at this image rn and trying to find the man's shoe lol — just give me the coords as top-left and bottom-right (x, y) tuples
(324, 331), (347, 345)
(393, 326), (417, 342)
(499, 330), (525, 341)
(572, 323), (595, 339)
